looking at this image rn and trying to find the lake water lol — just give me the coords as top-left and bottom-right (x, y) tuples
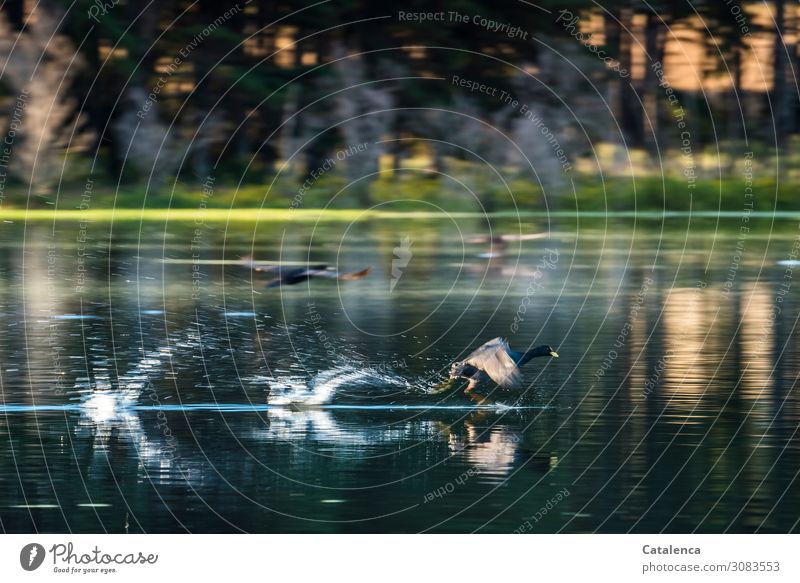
(1, 214), (799, 533)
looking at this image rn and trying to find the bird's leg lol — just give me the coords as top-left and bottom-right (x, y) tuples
(466, 390), (492, 406)
(467, 410), (489, 424)
(464, 378), (478, 393)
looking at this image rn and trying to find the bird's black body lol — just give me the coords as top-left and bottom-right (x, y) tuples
(456, 363), (480, 379)
(508, 345), (556, 366)
(266, 265), (330, 287)
(242, 258), (371, 288)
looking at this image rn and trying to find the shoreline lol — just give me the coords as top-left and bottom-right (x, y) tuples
(1, 208), (800, 222)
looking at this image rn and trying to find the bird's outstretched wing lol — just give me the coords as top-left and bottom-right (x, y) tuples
(305, 266), (372, 280)
(240, 256), (309, 274)
(243, 257), (370, 286)
(464, 337), (522, 388)
(263, 266), (371, 287)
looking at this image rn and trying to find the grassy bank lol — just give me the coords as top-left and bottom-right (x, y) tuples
(1, 173), (798, 215)
(2, 208), (800, 223)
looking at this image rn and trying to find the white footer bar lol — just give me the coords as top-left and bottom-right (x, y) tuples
(0, 535), (796, 582)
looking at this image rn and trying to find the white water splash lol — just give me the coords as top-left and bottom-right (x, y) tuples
(268, 365), (409, 405)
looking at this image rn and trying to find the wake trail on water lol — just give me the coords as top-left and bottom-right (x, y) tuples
(62, 318), (521, 411)
(267, 364), (413, 405)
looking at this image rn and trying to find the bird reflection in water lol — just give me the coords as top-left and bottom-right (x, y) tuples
(435, 410), (556, 477)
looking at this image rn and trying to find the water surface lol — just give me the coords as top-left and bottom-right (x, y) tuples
(1, 215), (798, 532)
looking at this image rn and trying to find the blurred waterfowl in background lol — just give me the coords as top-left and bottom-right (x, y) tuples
(445, 337), (558, 392)
(467, 232), (549, 258)
(243, 257), (372, 288)
(460, 260), (550, 281)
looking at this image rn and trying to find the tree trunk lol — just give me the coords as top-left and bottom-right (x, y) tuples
(606, 6), (641, 147)
(643, 12), (665, 157)
(772, 0), (788, 149)
(3, 0), (24, 29)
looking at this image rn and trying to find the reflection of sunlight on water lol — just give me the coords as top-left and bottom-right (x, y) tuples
(739, 283), (776, 402)
(661, 286), (708, 399)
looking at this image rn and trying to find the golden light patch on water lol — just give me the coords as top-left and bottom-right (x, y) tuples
(737, 281), (780, 402)
(659, 285), (713, 399)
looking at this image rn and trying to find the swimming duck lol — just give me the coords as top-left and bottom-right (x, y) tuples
(467, 232), (548, 258)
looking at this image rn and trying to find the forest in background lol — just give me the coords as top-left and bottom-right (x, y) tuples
(0, 0), (798, 212)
